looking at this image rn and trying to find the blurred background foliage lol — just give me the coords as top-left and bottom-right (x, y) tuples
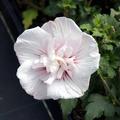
(16, 0), (120, 120)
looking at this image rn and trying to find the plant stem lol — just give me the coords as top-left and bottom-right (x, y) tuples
(97, 69), (120, 106)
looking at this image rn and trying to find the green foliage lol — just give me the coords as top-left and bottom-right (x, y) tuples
(85, 94), (115, 120)
(22, 8), (38, 29)
(80, 8), (120, 120)
(80, 13), (120, 79)
(57, 0), (77, 9)
(80, 24), (92, 32)
(44, 0), (62, 16)
(60, 99), (77, 120)
(111, 7), (120, 19)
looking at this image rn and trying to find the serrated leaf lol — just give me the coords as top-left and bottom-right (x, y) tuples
(85, 94), (115, 120)
(80, 24), (92, 31)
(92, 28), (103, 37)
(110, 8), (120, 17)
(60, 99), (77, 120)
(107, 67), (116, 79)
(22, 8), (38, 29)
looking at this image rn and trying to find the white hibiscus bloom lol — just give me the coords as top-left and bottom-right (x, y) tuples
(14, 17), (100, 100)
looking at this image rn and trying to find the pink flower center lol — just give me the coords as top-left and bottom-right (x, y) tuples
(32, 46), (78, 84)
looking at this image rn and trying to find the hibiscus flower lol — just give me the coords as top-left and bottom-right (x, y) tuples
(14, 17), (100, 100)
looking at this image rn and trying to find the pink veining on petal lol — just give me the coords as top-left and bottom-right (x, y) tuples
(32, 42), (79, 84)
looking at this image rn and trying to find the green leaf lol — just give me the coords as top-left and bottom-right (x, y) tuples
(44, 1), (61, 16)
(93, 14), (102, 27)
(100, 56), (109, 74)
(80, 24), (92, 32)
(85, 94), (115, 120)
(110, 8), (120, 17)
(102, 44), (113, 51)
(22, 8), (38, 29)
(100, 56), (116, 79)
(92, 28), (103, 37)
(107, 66), (116, 79)
(57, 0), (76, 9)
(60, 99), (77, 120)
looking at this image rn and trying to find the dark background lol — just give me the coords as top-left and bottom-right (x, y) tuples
(0, 0), (62, 120)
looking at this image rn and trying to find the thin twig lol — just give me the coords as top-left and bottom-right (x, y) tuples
(42, 101), (55, 120)
(97, 70), (120, 106)
(0, 11), (15, 43)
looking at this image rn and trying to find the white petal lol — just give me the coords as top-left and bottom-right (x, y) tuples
(78, 32), (100, 59)
(47, 79), (83, 99)
(41, 17), (82, 53)
(42, 17), (82, 38)
(57, 67), (64, 79)
(57, 45), (66, 57)
(17, 60), (49, 99)
(76, 32), (100, 74)
(64, 47), (73, 58)
(32, 59), (44, 69)
(68, 32), (100, 93)
(57, 45), (73, 58)
(48, 72), (91, 99)
(14, 26), (51, 64)
(72, 73), (91, 93)
(44, 74), (56, 85)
